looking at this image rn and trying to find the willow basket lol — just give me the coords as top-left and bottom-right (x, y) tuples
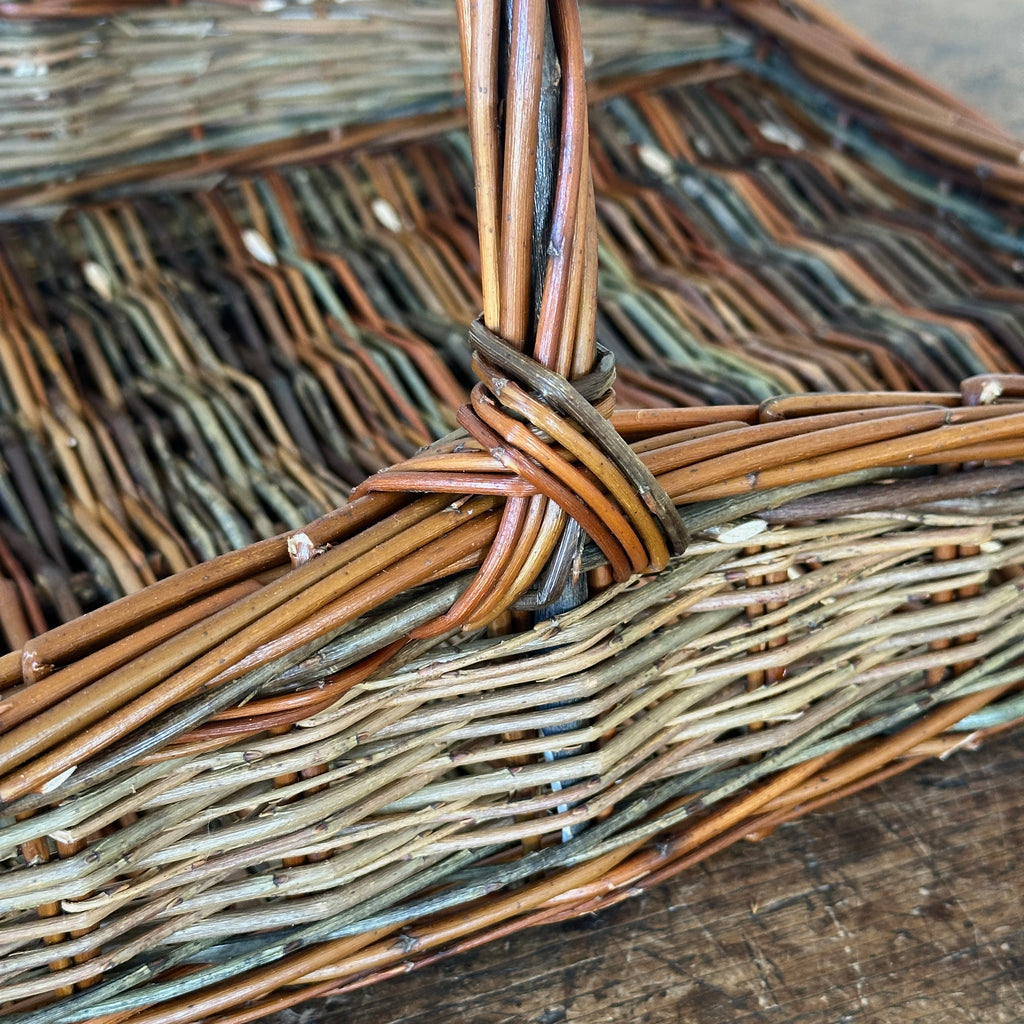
(1, 2), (1024, 1022)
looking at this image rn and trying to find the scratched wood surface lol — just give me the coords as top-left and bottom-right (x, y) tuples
(265, 7), (1024, 1023)
(270, 733), (1024, 1024)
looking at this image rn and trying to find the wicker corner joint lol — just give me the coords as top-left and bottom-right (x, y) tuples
(1, 0), (1023, 1021)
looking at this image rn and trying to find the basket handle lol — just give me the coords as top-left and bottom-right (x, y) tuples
(356, 0), (688, 634)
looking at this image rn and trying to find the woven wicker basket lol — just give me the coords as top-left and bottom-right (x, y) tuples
(1, 1), (1023, 1021)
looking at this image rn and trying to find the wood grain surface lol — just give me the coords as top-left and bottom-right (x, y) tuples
(264, 7), (1024, 1022)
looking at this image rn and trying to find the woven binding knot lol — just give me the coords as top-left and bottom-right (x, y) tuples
(355, 318), (687, 632)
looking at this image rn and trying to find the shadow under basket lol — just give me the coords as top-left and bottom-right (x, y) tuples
(1, 1), (1024, 1021)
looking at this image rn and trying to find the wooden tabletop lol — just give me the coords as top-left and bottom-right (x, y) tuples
(265, 8), (1024, 1022)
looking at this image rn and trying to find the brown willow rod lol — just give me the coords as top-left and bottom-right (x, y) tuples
(0, 499), (497, 800)
(1, 496), (446, 748)
(18, 492), (404, 681)
(359, 400), (1024, 506)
